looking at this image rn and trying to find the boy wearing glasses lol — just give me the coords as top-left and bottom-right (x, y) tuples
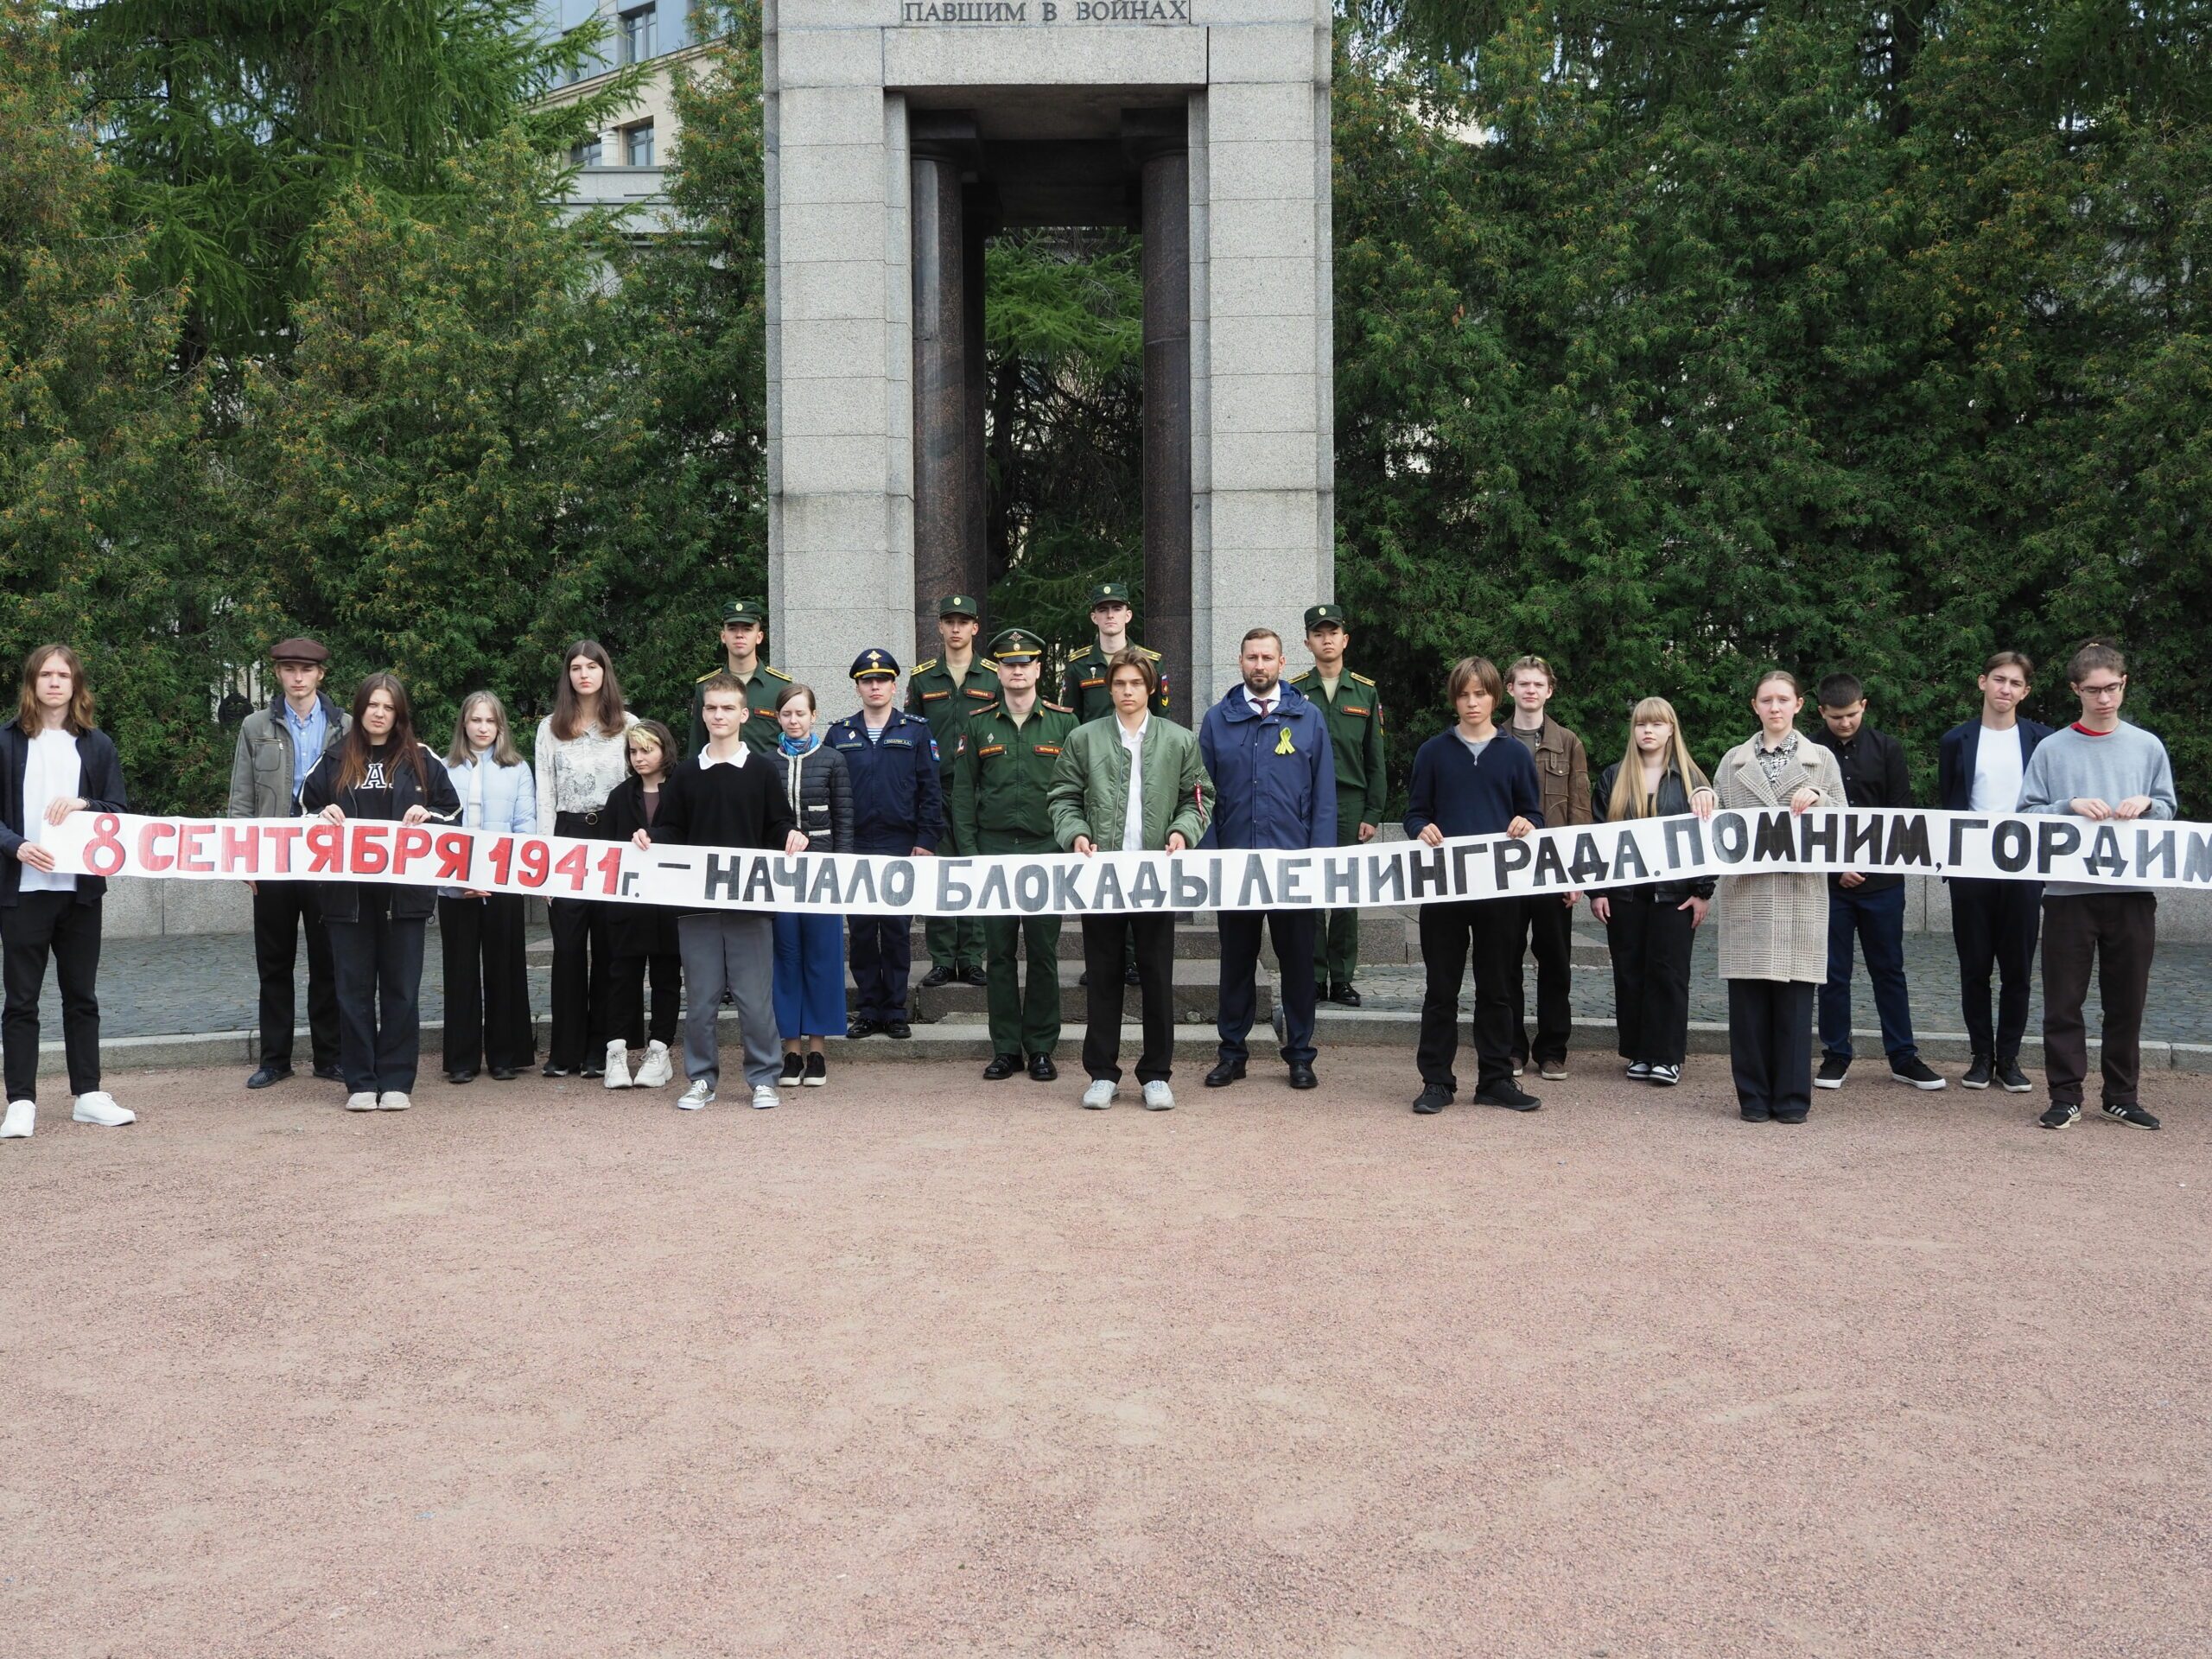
(2018, 642), (2177, 1131)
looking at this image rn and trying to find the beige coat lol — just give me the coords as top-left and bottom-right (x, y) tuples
(1711, 734), (1845, 982)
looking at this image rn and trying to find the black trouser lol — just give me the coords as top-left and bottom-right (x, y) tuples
(1604, 888), (1695, 1066)
(1950, 876), (2042, 1063)
(1509, 893), (1575, 1065)
(611, 951), (680, 1049)
(2, 890), (102, 1103)
(849, 914), (913, 1021)
(252, 881), (338, 1071)
(327, 893), (429, 1095)
(439, 893), (534, 1073)
(1081, 913), (1176, 1084)
(2042, 893), (2156, 1109)
(1217, 910), (1318, 1067)
(548, 810), (613, 1070)
(1727, 979), (1815, 1117)
(1415, 897), (1520, 1095)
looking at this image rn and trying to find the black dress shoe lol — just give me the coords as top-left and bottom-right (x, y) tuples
(446, 1069), (476, 1085)
(919, 965), (955, 989)
(246, 1063), (293, 1090)
(312, 1065), (343, 1083)
(540, 1062), (575, 1077)
(1287, 1062), (1318, 1090)
(489, 1066), (518, 1081)
(1331, 983), (1363, 1007)
(1205, 1058), (1246, 1088)
(845, 1018), (880, 1040)
(1123, 965), (1142, 987)
(884, 1020), (913, 1039)
(982, 1053), (1021, 1080)
(1077, 969), (1089, 987)
(959, 964), (990, 988)
(1027, 1052), (1058, 1082)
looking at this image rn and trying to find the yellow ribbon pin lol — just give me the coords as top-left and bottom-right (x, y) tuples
(1274, 727), (1295, 756)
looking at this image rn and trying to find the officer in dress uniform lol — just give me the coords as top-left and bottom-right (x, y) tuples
(1059, 581), (1171, 725)
(1288, 603), (1388, 1006)
(689, 599), (791, 758)
(950, 628), (1079, 1083)
(827, 649), (944, 1039)
(907, 594), (1001, 991)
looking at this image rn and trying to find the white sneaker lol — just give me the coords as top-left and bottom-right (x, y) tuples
(378, 1091), (411, 1111)
(1141, 1080), (1175, 1112)
(344, 1091), (378, 1111)
(603, 1039), (633, 1090)
(751, 1084), (780, 1110)
(1, 1098), (33, 1139)
(633, 1040), (673, 1089)
(677, 1080), (715, 1111)
(1081, 1078), (1116, 1110)
(72, 1091), (135, 1127)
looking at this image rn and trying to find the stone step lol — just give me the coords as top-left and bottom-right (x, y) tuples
(898, 962), (1271, 1023)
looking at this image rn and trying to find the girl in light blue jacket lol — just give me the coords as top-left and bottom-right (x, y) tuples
(440, 692), (537, 1084)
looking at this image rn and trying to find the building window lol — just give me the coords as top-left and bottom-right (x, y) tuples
(570, 136), (602, 168)
(624, 121), (655, 167)
(620, 2), (658, 64)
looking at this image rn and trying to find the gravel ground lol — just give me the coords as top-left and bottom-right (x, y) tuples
(5, 1065), (2209, 1657)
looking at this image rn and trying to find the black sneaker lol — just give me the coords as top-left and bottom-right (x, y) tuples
(1624, 1061), (1652, 1080)
(803, 1052), (827, 1087)
(780, 1052), (804, 1085)
(1890, 1055), (1947, 1090)
(1411, 1084), (1452, 1116)
(1647, 1063), (1681, 1087)
(2100, 1102), (2161, 1130)
(1740, 1104), (1773, 1122)
(2039, 1101), (2080, 1130)
(1961, 1055), (1993, 1090)
(1473, 1081), (1541, 1112)
(1815, 1055), (1849, 1090)
(1997, 1058), (2032, 1093)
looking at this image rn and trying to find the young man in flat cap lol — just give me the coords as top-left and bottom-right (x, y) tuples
(690, 599), (791, 759)
(1289, 603), (1387, 1007)
(227, 637), (350, 1090)
(908, 594), (999, 991)
(950, 628), (1078, 1082)
(827, 650), (944, 1039)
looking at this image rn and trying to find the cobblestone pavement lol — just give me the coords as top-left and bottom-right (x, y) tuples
(36, 919), (2212, 1046)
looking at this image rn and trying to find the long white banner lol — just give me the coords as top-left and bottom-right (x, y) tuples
(38, 809), (2212, 917)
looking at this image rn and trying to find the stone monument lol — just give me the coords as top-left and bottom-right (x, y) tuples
(764, 0), (1332, 714)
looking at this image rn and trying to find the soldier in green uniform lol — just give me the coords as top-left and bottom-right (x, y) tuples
(688, 599), (791, 758)
(951, 627), (1079, 1082)
(907, 594), (1001, 988)
(1289, 603), (1388, 1006)
(1059, 582), (1171, 724)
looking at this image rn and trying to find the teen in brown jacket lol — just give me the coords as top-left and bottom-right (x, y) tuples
(1503, 655), (1591, 1078)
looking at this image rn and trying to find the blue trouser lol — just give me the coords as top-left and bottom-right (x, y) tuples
(774, 912), (846, 1039)
(1819, 881), (1916, 1061)
(1217, 910), (1319, 1067)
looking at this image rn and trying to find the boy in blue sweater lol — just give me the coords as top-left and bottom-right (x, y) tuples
(2018, 642), (2177, 1131)
(1403, 657), (1543, 1116)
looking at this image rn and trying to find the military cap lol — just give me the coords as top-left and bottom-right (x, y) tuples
(269, 637), (330, 666)
(720, 599), (765, 626)
(1088, 582), (1132, 607)
(937, 594), (982, 620)
(1304, 603), (1348, 632)
(850, 647), (901, 681)
(989, 627), (1046, 662)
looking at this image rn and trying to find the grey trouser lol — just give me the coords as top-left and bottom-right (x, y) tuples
(678, 912), (779, 1094)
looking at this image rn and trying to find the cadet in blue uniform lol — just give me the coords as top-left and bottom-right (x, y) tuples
(827, 649), (944, 1039)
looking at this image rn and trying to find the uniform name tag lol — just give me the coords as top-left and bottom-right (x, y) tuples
(979, 744), (1006, 757)
(1034, 744), (1061, 756)
(1342, 704), (1369, 716)
(920, 690), (950, 702)
(965, 688), (995, 700)
(1079, 676), (1104, 690)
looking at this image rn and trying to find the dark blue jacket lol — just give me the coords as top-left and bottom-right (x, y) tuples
(825, 708), (945, 852)
(1403, 728), (1544, 840)
(0, 723), (129, 909)
(1198, 682), (1337, 852)
(1937, 717), (2055, 813)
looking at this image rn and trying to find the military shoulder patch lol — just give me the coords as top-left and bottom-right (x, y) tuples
(911, 658), (938, 675)
(1349, 671), (1376, 687)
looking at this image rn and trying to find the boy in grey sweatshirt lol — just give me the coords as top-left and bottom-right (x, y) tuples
(2017, 643), (2177, 1130)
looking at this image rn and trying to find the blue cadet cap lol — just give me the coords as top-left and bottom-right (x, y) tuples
(850, 647), (901, 681)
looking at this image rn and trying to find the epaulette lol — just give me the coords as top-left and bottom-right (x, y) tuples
(694, 667), (719, 683)
(761, 664), (792, 682)
(1349, 671), (1376, 687)
(911, 658), (938, 674)
(1041, 699), (1071, 715)
(976, 658), (1001, 672)
(964, 699), (1001, 718)
(1137, 645), (1161, 659)
(1288, 667), (1316, 683)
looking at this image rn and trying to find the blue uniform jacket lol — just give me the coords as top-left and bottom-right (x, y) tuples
(1198, 681), (1338, 851)
(825, 708), (946, 852)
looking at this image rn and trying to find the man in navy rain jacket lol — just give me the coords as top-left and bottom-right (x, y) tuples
(1199, 627), (1337, 1090)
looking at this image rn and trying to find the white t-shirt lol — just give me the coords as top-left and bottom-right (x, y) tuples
(1119, 716), (1148, 851)
(20, 728), (80, 893)
(1970, 723), (2026, 814)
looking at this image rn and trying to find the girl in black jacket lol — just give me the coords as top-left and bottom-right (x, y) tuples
(1590, 697), (1716, 1086)
(771, 683), (853, 1087)
(0, 645), (132, 1141)
(601, 720), (683, 1091)
(301, 674), (462, 1113)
